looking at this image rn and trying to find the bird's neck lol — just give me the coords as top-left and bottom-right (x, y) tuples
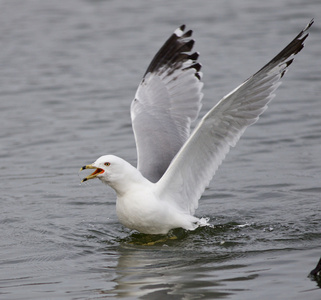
(105, 165), (152, 197)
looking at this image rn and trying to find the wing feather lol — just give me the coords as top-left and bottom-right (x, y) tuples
(155, 20), (313, 215)
(131, 25), (204, 182)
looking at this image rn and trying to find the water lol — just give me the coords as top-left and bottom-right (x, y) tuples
(1, 0), (320, 299)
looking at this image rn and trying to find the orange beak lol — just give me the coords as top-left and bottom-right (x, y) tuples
(80, 165), (104, 182)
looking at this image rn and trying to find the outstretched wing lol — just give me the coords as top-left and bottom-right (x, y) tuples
(131, 25), (204, 183)
(155, 20), (314, 215)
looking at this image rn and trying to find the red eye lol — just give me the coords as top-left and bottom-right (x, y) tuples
(104, 162), (110, 166)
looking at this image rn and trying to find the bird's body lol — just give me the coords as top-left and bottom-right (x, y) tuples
(81, 20), (313, 235)
(117, 191), (197, 235)
(86, 155), (199, 234)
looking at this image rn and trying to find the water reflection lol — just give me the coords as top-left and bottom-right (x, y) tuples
(98, 222), (321, 299)
(100, 227), (251, 299)
(110, 243), (233, 299)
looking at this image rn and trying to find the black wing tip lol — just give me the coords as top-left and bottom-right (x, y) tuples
(183, 29), (193, 38)
(304, 18), (314, 32)
(280, 58), (295, 78)
(183, 62), (202, 72)
(174, 25), (192, 38)
(195, 72), (202, 81)
(288, 18), (314, 52)
(143, 24), (201, 78)
(189, 52), (199, 61)
(293, 18), (314, 51)
(255, 19), (314, 78)
(183, 39), (195, 52)
(298, 19), (314, 41)
(294, 18), (314, 53)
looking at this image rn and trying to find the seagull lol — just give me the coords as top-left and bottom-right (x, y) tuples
(81, 20), (313, 235)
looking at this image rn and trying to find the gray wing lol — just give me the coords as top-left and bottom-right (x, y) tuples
(131, 25), (204, 182)
(155, 20), (313, 215)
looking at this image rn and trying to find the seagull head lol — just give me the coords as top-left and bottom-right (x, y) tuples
(80, 155), (142, 193)
(80, 155), (125, 183)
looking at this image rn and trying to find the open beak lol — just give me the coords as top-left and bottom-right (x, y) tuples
(80, 164), (105, 182)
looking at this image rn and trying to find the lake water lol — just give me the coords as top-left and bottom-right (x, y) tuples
(1, 0), (321, 299)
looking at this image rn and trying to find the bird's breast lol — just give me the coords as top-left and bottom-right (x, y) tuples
(115, 190), (175, 234)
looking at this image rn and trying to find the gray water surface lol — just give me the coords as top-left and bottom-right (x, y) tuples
(1, 0), (321, 299)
